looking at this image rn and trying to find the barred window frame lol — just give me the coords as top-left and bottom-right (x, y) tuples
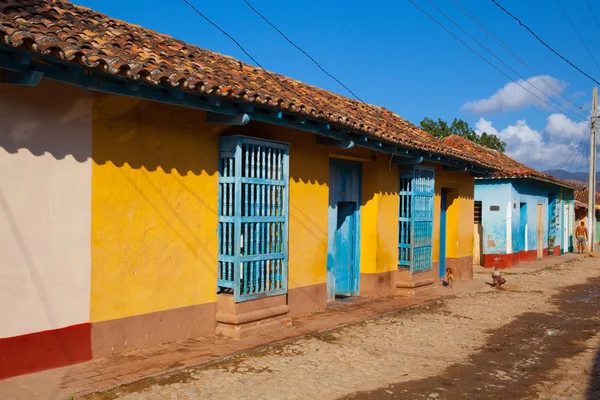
(398, 165), (435, 274)
(218, 136), (289, 302)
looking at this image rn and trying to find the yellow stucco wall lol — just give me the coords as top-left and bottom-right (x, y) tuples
(90, 101), (333, 322)
(430, 164), (475, 262)
(286, 132), (330, 289)
(89, 92), (471, 321)
(360, 155), (399, 274)
(90, 95), (220, 322)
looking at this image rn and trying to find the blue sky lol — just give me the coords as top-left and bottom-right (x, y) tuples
(76, 0), (600, 172)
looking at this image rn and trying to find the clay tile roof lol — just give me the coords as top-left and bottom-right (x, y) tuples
(442, 135), (579, 189)
(0, 0), (497, 169)
(574, 187), (600, 204)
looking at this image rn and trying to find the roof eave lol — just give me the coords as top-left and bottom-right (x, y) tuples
(0, 45), (496, 173)
(475, 175), (579, 190)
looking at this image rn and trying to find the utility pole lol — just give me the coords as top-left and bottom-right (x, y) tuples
(588, 87), (597, 252)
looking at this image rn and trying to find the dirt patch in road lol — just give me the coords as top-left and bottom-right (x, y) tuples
(81, 259), (600, 400)
(345, 277), (600, 400)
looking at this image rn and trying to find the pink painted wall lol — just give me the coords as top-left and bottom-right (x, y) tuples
(0, 80), (92, 338)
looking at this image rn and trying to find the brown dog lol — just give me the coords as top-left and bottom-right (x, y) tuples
(446, 267), (455, 288)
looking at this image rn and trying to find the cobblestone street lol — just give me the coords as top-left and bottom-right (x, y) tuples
(83, 256), (600, 400)
(535, 332), (600, 400)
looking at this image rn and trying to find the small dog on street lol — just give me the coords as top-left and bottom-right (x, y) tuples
(445, 267), (455, 288)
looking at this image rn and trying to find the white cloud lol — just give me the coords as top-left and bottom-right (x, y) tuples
(545, 113), (588, 141)
(474, 118), (498, 136)
(463, 75), (567, 114)
(474, 115), (585, 170)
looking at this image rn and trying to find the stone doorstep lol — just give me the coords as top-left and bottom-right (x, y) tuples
(215, 293), (291, 340)
(396, 274), (437, 296)
(216, 315), (291, 340)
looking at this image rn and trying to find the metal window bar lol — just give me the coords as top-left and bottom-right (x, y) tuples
(218, 136), (289, 302)
(398, 166), (434, 273)
(474, 201), (482, 224)
(398, 175), (412, 267)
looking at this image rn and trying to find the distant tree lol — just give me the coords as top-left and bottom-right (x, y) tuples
(420, 117), (506, 153)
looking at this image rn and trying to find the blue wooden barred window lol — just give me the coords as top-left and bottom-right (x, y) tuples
(218, 136), (289, 302)
(398, 166), (434, 273)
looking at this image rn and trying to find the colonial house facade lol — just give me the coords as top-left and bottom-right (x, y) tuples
(0, 1), (497, 379)
(443, 135), (577, 268)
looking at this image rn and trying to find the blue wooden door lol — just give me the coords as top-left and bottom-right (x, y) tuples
(519, 202), (527, 252)
(439, 188), (447, 279)
(334, 202), (357, 295)
(327, 159), (361, 300)
(409, 167), (435, 273)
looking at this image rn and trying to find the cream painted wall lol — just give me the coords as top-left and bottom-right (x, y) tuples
(0, 80), (92, 338)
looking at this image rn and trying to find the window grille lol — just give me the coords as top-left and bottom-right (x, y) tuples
(398, 176), (412, 268)
(218, 136), (289, 302)
(474, 201), (482, 224)
(398, 166), (434, 273)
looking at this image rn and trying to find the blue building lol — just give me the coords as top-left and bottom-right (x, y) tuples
(443, 135), (576, 268)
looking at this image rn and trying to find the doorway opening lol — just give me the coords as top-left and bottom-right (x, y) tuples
(327, 159), (361, 301)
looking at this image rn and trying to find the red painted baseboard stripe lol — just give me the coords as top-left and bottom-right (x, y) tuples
(483, 249), (549, 269)
(553, 246), (561, 256)
(0, 323), (92, 380)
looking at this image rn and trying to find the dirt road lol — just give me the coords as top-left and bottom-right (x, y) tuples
(90, 256), (600, 400)
(347, 274), (600, 399)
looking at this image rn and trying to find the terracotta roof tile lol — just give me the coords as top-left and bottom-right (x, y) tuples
(0, 0), (495, 168)
(442, 134), (579, 189)
(574, 187), (600, 204)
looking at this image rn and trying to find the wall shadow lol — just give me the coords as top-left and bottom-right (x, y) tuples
(0, 80), (222, 176)
(1, 79), (410, 195)
(587, 344), (600, 399)
(345, 276), (600, 399)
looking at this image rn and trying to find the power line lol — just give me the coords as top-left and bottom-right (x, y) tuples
(406, 0), (586, 122)
(184, 0), (401, 146)
(569, 127), (590, 173)
(240, 0), (396, 132)
(489, 0), (600, 86)
(555, 0), (600, 73)
(183, 0), (264, 75)
(585, 0), (600, 33)
(449, 0), (589, 117)
(182, 0), (330, 118)
(572, 132), (590, 173)
(555, 120), (592, 171)
(422, 0), (587, 122)
(574, 133), (591, 173)
(563, 138), (585, 173)
(241, 0), (364, 103)
(568, 123), (591, 172)
(555, 119), (590, 171)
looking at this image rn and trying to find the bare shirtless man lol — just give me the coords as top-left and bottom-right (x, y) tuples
(575, 221), (588, 254)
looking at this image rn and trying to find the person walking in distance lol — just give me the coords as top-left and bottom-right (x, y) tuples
(575, 221), (588, 254)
